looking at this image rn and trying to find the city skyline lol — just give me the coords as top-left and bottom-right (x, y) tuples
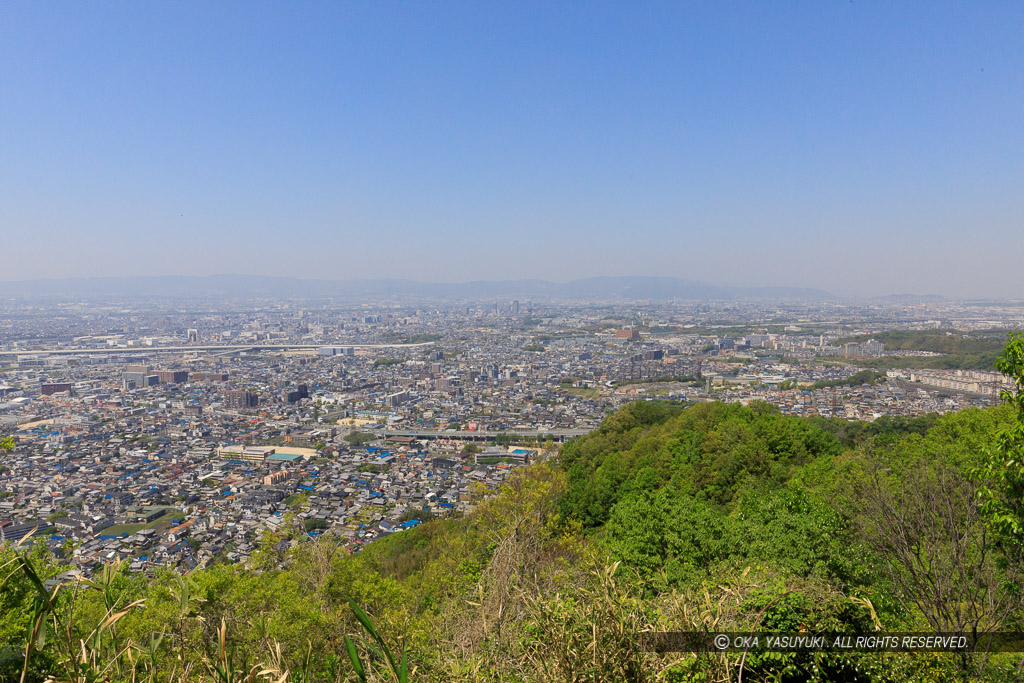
(0, 272), (974, 302)
(2, 2), (1022, 298)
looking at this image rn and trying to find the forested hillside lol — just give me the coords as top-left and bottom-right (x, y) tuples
(4, 336), (1024, 682)
(839, 329), (1008, 370)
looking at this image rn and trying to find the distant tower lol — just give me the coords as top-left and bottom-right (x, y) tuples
(512, 300), (520, 315)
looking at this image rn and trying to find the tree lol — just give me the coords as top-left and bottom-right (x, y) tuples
(603, 488), (728, 583)
(285, 492), (309, 511)
(397, 507), (433, 523)
(344, 432), (375, 447)
(976, 332), (1024, 557)
(857, 459), (1021, 636)
(0, 434), (14, 452)
(304, 518), (328, 533)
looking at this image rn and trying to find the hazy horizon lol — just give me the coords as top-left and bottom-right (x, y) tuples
(0, 272), (1011, 302)
(2, 2), (1022, 299)
(0, 272), (984, 302)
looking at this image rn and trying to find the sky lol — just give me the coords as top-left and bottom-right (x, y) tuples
(1, 2), (1022, 298)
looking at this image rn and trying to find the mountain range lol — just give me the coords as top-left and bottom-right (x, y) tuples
(0, 275), (843, 301)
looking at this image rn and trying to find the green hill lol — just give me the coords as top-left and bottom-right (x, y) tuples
(838, 329), (1011, 371)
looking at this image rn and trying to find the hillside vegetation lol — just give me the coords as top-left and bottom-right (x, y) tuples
(839, 329), (1009, 371)
(4, 334), (1024, 682)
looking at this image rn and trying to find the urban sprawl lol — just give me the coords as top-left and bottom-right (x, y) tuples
(1, 296), (1021, 576)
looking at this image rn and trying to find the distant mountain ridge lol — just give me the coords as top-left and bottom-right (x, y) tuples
(0, 274), (834, 301)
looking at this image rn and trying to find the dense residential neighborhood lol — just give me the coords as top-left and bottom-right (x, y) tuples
(2, 295), (1021, 574)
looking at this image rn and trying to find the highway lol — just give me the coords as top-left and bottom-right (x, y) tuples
(378, 429), (590, 442)
(0, 342), (434, 357)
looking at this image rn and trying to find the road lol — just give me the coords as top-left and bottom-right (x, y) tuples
(377, 429), (591, 443)
(0, 342), (435, 357)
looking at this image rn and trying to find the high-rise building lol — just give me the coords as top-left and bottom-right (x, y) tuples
(385, 390), (410, 407)
(41, 383), (72, 396)
(282, 384), (309, 404)
(190, 372), (229, 382)
(123, 371), (146, 387)
(317, 346), (355, 357)
(225, 390), (259, 409)
(156, 370), (189, 383)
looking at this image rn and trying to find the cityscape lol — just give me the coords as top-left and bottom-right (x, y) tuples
(3, 1), (1023, 680)
(1, 286), (1020, 574)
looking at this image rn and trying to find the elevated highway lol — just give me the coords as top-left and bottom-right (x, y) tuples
(0, 342), (433, 357)
(378, 428), (590, 443)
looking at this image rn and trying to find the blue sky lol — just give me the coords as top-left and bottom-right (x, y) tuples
(1, 2), (1021, 297)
